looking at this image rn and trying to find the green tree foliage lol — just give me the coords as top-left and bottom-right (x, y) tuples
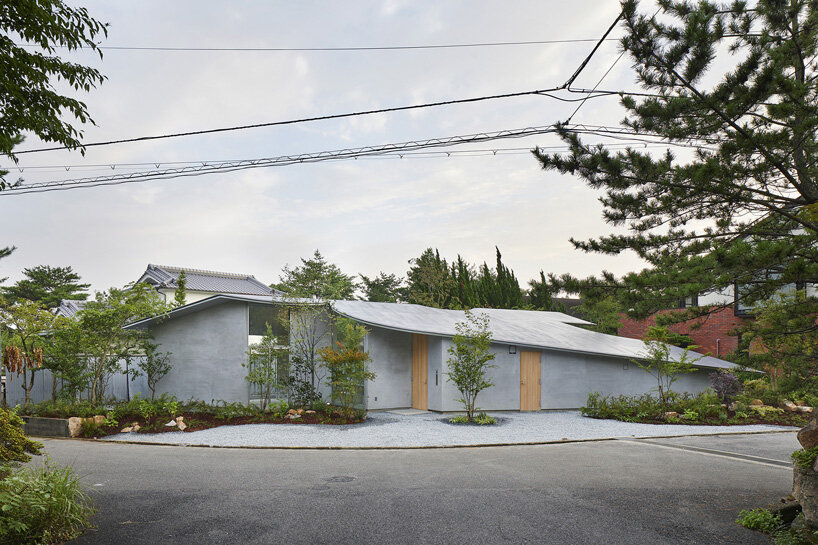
(0, 407), (42, 465)
(1, 265), (89, 309)
(0, 300), (64, 404)
(0, 246), (14, 283)
(56, 283), (169, 404)
(173, 270), (187, 307)
(740, 290), (818, 392)
(134, 342), (172, 401)
(359, 272), (406, 302)
(634, 326), (700, 406)
(274, 250), (356, 300)
(446, 311), (496, 420)
(281, 303), (332, 405)
(534, 1), (818, 329)
(0, 0), (107, 189)
(243, 325), (288, 411)
(318, 318), (376, 416)
(406, 247), (524, 309)
(406, 248), (455, 308)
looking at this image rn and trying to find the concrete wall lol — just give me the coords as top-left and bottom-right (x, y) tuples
(151, 301), (250, 403)
(4, 368), (150, 407)
(364, 326), (411, 410)
(359, 334), (715, 412)
(541, 350), (713, 409)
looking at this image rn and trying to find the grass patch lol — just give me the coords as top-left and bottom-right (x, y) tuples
(0, 460), (95, 545)
(448, 412), (498, 425)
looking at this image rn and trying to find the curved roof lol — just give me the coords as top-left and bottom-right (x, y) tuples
(330, 300), (738, 370)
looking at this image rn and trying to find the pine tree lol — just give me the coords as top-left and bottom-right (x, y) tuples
(535, 1), (818, 326)
(2, 265), (89, 309)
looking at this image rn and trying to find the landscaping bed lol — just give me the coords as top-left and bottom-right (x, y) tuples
(14, 396), (366, 438)
(581, 391), (812, 428)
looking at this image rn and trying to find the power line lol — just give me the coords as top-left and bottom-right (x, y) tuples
(15, 87), (565, 155)
(8, 140), (699, 173)
(16, 12), (628, 156)
(19, 38), (617, 53)
(3, 126), (563, 196)
(2, 124), (718, 196)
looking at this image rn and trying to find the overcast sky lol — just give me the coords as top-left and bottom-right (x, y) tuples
(1, 0), (661, 293)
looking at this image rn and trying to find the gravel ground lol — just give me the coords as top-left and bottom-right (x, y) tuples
(102, 410), (796, 448)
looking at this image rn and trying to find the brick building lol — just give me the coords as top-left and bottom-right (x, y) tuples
(618, 306), (751, 358)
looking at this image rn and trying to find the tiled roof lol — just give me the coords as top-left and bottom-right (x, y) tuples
(137, 264), (277, 297)
(54, 299), (87, 318)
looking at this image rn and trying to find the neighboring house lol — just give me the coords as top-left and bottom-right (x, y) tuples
(125, 295), (739, 411)
(136, 264), (278, 304)
(54, 299), (87, 319)
(618, 282), (817, 358)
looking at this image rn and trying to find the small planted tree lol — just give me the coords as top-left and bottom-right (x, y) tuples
(282, 303), (333, 406)
(634, 326), (700, 407)
(244, 325), (288, 411)
(318, 318), (375, 417)
(135, 342), (172, 400)
(446, 311), (495, 421)
(0, 300), (62, 405)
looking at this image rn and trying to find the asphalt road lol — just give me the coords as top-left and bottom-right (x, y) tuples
(35, 432), (799, 545)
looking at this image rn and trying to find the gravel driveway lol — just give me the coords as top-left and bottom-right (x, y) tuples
(101, 410), (795, 448)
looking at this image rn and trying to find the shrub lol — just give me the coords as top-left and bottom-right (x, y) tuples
(710, 370), (743, 402)
(0, 461), (95, 544)
(473, 412), (497, 425)
(0, 408), (42, 464)
(449, 415), (470, 424)
(792, 447), (818, 471)
(751, 405), (785, 418)
(736, 508), (782, 534)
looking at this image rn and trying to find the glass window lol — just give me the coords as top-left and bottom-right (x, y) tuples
(249, 303), (288, 339)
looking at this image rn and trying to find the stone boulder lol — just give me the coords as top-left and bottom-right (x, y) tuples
(798, 419), (818, 449)
(176, 416), (187, 431)
(799, 406), (815, 414)
(67, 417), (83, 437)
(663, 412), (679, 420)
(783, 400), (799, 413)
(132, 423), (141, 432)
(749, 399), (764, 407)
(121, 426), (133, 433)
(794, 466), (818, 529)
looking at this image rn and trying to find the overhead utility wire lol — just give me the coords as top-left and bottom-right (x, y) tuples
(2, 126), (562, 196)
(3, 123), (717, 196)
(11, 140), (700, 173)
(17, 12), (627, 156)
(19, 38), (616, 52)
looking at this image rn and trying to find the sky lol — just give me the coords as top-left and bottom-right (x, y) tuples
(1, 0), (660, 293)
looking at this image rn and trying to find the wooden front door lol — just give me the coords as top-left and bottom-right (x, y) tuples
(520, 351), (541, 411)
(411, 334), (428, 410)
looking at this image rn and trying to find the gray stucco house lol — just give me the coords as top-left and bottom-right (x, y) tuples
(125, 295), (739, 411)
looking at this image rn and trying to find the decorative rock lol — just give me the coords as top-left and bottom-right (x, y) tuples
(132, 423), (141, 432)
(783, 400), (799, 412)
(176, 416), (187, 431)
(68, 417), (83, 438)
(93, 415), (106, 426)
(305, 410), (316, 415)
(728, 402), (740, 412)
(798, 419), (818, 449)
(286, 414), (301, 420)
(121, 426), (133, 433)
(799, 406), (815, 414)
(165, 420), (177, 427)
(297, 408), (304, 415)
(749, 399), (764, 406)
(663, 412), (678, 420)
(287, 409), (297, 415)
(794, 465), (818, 529)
